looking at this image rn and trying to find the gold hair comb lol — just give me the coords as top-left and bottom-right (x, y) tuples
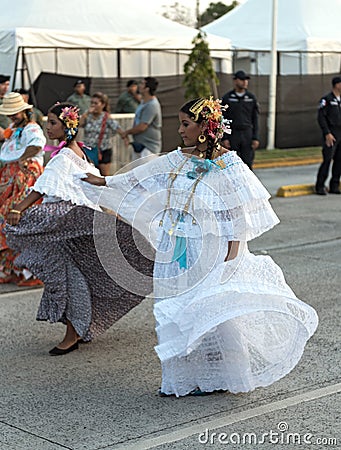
(188, 98), (206, 121)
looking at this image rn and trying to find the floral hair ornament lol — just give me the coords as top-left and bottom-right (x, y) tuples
(59, 105), (80, 141)
(189, 97), (231, 142)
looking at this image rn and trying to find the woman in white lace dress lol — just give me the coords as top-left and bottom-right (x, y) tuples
(5, 103), (153, 356)
(81, 98), (318, 396)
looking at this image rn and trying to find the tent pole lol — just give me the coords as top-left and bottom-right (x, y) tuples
(21, 47), (25, 88)
(22, 51), (38, 106)
(11, 47), (21, 90)
(266, 0), (278, 150)
(117, 49), (121, 79)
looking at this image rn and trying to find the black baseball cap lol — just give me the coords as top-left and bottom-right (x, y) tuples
(0, 74), (10, 84)
(74, 79), (85, 86)
(14, 88), (29, 95)
(233, 70), (250, 80)
(332, 76), (341, 86)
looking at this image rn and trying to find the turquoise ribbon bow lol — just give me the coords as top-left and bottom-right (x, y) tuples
(171, 215), (187, 269)
(14, 128), (23, 139)
(187, 157), (213, 179)
(172, 236), (187, 269)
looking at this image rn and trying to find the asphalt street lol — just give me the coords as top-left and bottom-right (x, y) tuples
(0, 163), (340, 449)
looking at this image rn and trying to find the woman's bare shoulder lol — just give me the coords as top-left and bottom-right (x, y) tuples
(219, 145), (230, 155)
(216, 146), (230, 158)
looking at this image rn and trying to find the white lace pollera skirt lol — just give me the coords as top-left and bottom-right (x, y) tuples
(153, 236), (318, 397)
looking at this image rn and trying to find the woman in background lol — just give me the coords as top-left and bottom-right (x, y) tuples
(0, 92), (45, 286)
(79, 92), (128, 176)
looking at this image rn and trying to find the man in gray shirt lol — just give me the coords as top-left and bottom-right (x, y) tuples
(122, 77), (162, 162)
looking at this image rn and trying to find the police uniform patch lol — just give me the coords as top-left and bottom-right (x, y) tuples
(319, 99), (327, 108)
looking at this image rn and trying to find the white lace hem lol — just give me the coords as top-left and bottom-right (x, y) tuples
(154, 251), (318, 396)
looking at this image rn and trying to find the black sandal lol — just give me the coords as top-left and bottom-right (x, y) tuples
(158, 387), (211, 397)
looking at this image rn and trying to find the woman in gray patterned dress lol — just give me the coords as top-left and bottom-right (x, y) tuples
(5, 103), (154, 356)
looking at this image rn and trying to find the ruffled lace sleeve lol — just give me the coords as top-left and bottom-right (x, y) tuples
(153, 149), (278, 241)
(78, 150), (279, 242)
(206, 151), (280, 241)
(33, 148), (102, 210)
(79, 154), (171, 240)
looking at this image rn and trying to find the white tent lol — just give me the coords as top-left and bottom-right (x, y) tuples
(203, 0), (341, 75)
(0, 0), (232, 87)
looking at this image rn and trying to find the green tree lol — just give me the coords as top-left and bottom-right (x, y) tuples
(183, 31), (219, 100)
(199, 1), (239, 27)
(161, 2), (195, 27)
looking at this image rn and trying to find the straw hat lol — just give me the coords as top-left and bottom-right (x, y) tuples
(0, 92), (33, 115)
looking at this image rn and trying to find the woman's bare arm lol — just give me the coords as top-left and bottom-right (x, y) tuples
(19, 145), (42, 161)
(225, 241), (240, 261)
(6, 190), (43, 225)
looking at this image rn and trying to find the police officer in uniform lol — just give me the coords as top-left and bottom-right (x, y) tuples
(221, 70), (259, 169)
(315, 76), (341, 195)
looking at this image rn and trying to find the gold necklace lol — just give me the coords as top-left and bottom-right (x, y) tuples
(159, 158), (203, 234)
(190, 146), (206, 158)
(190, 143), (222, 160)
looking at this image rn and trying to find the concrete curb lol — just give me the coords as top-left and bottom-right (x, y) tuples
(276, 183), (316, 197)
(253, 156), (323, 198)
(277, 183), (341, 197)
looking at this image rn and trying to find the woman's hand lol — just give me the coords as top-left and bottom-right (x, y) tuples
(6, 191), (43, 226)
(81, 173), (106, 186)
(118, 129), (130, 146)
(79, 110), (92, 127)
(7, 210), (22, 226)
(224, 241), (240, 261)
(18, 159), (29, 170)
